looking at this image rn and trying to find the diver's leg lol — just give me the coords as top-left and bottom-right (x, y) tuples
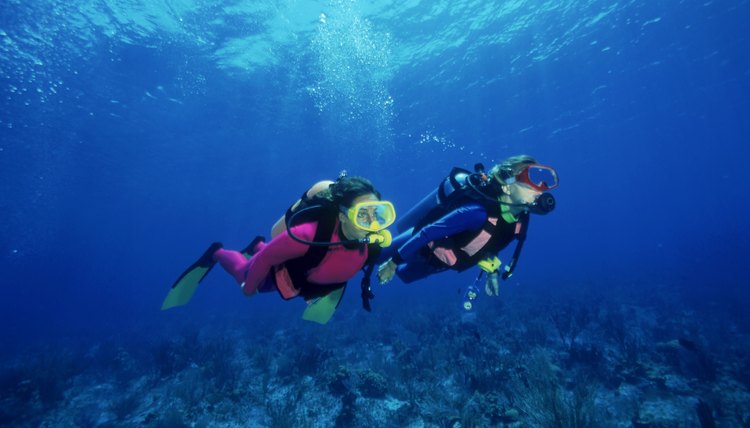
(241, 236), (266, 258)
(376, 228), (413, 263)
(213, 236), (266, 285)
(213, 249), (249, 285)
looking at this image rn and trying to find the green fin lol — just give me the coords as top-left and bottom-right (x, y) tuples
(302, 287), (345, 324)
(161, 242), (222, 310)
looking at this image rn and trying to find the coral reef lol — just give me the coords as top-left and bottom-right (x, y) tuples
(1, 280), (749, 427)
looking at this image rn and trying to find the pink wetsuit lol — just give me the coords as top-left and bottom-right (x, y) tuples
(213, 220), (368, 297)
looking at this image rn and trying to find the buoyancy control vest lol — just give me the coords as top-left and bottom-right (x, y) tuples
(425, 204), (519, 272)
(280, 190), (381, 309)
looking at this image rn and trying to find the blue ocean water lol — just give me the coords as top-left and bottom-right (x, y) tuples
(1, 0), (749, 426)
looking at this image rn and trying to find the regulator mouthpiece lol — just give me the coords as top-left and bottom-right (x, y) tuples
(528, 192), (555, 215)
(365, 229), (392, 247)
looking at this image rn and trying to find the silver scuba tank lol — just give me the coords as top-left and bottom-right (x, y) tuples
(395, 170), (471, 233)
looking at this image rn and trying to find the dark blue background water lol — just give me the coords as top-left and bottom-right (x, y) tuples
(1, 0), (749, 357)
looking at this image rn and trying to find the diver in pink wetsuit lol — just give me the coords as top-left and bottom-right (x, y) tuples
(215, 219), (372, 298)
(161, 174), (396, 323)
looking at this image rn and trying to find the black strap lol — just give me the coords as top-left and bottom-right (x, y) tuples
(359, 244), (381, 312)
(284, 190), (313, 224)
(502, 212), (529, 280)
(360, 261), (376, 312)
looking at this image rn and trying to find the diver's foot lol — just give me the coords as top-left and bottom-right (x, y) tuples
(199, 242), (223, 267)
(241, 236), (266, 257)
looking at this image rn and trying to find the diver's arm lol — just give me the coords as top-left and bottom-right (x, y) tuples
(243, 222), (317, 294)
(271, 180), (334, 238)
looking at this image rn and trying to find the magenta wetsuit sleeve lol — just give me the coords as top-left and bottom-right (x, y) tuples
(242, 222), (317, 295)
(393, 203), (488, 263)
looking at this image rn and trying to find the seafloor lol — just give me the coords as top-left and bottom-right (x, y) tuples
(1, 279), (748, 427)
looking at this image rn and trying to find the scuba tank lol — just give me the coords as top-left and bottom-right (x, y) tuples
(396, 188), (439, 234)
(397, 164), (489, 233)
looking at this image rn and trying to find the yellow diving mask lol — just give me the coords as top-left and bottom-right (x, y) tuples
(342, 200), (396, 232)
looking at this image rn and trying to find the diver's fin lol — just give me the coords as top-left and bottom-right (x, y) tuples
(302, 287), (345, 324)
(241, 236), (266, 259)
(161, 242), (223, 310)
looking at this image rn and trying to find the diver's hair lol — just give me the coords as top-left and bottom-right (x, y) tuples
(311, 176), (381, 208)
(489, 155), (537, 185)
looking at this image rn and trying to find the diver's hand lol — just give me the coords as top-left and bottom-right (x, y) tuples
(378, 259), (397, 285)
(485, 272), (499, 296)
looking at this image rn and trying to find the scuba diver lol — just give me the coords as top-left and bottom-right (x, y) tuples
(377, 155), (558, 305)
(161, 173), (396, 324)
